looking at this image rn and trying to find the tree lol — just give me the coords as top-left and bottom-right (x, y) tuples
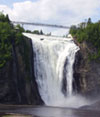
(40, 30), (43, 35)
(69, 25), (78, 36)
(32, 30), (40, 34)
(87, 18), (92, 25)
(15, 24), (25, 32)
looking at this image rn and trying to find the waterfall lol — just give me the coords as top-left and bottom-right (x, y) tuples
(23, 33), (80, 107)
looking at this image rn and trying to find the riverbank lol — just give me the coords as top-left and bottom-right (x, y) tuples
(0, 113), (32, 117)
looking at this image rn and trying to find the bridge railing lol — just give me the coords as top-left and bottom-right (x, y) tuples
(11, 21), (70, 29)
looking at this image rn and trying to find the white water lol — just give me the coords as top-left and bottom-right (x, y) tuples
(23, 33), (91, 108)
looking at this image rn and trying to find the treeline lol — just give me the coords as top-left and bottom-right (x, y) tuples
(0, 13), (44, 68)
(26, 29), (44, 35)
(69, 18), (100, 60)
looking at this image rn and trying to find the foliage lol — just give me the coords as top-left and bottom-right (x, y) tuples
(0, 13), (13, 68)
(32, 30), (40, 34)
(0, 13), (44, 69)
(40, 30), (44, 35)
(0, 13), (10, 23)
(69, 18), (100, 60)
(15, 25), (25, 45)
(0, 13), (26, 68)
(25, 29), (44, 35)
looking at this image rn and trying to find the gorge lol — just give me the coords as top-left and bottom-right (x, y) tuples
(0, 14), (100, 109)
(0, 30), (100, 108)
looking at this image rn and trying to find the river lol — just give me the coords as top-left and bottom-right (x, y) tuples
(0, 104), (100, 117)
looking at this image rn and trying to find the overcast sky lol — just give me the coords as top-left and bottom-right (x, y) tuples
(0, 0), (100, 36)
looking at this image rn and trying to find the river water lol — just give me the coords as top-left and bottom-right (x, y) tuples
(0, 104), (100, 117)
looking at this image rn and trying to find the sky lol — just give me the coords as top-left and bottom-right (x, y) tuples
(0, 0), (100, 36)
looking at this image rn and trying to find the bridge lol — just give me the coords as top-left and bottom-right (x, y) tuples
(11, 21), (70, 29)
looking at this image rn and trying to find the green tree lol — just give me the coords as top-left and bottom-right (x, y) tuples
(40, 30), (43, 35)
(32, 30), (40, 34)
(87, 18), (92, 25)
(69, 25), (78, 36)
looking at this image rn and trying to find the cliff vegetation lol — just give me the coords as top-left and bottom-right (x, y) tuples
(0, 13), (43, 104)
(70, 18), (100, 61)
(71, 18), (100, 97)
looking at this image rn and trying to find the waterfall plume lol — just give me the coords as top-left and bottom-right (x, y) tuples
(23, 33), (91, 108)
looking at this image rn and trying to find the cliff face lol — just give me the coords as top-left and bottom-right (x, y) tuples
(74, 40), (100, 98)
(0, 36), (43, 105)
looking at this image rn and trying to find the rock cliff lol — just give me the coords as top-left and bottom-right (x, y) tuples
(0, 36), (43, 105)
(74, 40), (100, 98)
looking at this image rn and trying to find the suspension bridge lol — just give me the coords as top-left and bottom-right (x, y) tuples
(11, 21), (70, 29)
